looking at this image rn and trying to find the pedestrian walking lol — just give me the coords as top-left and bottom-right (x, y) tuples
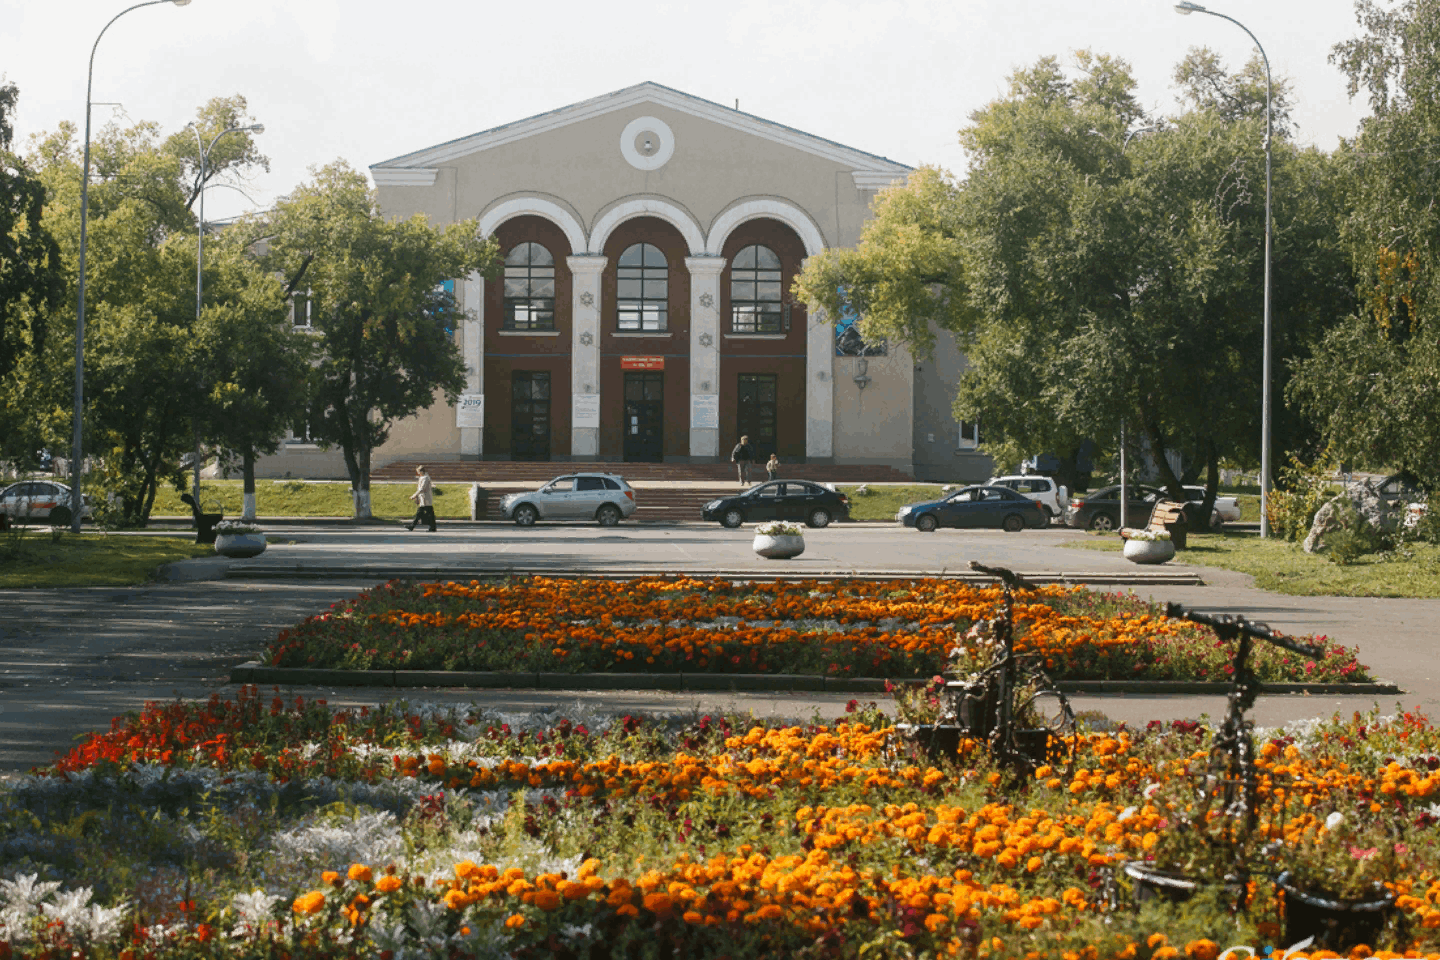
(731, 435), (754, 487)
(407, 465), (437, 531)
(766, 453), (780, 482)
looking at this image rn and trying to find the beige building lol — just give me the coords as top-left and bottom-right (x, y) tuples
(259, 82), (992, 481)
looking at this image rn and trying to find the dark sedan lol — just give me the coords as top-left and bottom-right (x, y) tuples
(701, 481), (850, 528)
(1064, 484), (1165, 531)
(896, 485), (1049, 532)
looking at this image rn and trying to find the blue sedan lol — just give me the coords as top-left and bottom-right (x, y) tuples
(896, 485), (1050, 533)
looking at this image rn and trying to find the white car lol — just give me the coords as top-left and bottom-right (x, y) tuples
(0, 480), (95, 526)
(1182, 486), (1241, 528)
(498, 473), (636, 526)
(986, 475), (1068, 520)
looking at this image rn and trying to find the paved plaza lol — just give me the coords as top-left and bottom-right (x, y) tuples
(2, 521), (1437, 771)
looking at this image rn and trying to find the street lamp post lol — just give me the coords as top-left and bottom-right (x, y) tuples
(188, 122), (263, 505)
(72, 0), (191, 533)
(1174, 0), (1274, 537)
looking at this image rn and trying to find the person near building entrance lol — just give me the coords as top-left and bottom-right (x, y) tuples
(406, 465), (437, 531)
(731, 435), (754, 487)
(766, 453), (780, 482)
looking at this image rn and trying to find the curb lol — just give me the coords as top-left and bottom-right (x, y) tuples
(218, 566), (1207, 586)
(228, 662), (1400, 696)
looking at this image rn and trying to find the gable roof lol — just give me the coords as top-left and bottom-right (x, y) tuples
(371, 81), (912, 185)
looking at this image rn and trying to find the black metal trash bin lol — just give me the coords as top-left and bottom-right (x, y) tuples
(196, 513), (223, 545)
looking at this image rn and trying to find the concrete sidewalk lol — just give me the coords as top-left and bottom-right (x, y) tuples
(2, 523), (1436, 772)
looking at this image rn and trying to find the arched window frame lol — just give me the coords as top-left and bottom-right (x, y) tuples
(729, 244), (784, 334)
(502, 242), (556, 331)
(616, 242), (668, 331)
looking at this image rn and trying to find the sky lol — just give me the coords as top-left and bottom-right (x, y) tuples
(2, 0), (1373, 224)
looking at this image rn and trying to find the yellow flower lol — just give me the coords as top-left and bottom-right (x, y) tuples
(347, 864), (373, 884)
(292, 891), (326, 915)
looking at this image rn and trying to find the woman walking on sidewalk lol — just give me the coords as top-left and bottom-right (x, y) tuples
(407, 465), (437, 531)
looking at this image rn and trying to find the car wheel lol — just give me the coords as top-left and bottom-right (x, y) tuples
(807, 508), (832, 529)
(514, 504), (539, 527)
(48, 505), (72, 528)
(1088, 512), (1116, 532)
(596, 504), (621, 527)
(721, 509), (745, 529)
(916, 514), (938, 533)
(1002, 514), (1025, 533)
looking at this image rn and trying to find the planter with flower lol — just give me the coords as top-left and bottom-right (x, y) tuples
(1120, 527), (1174, 564)
(213, 520), (266, 558)
(1275, 808), (1404, 949)
(752, 521), (804, 559)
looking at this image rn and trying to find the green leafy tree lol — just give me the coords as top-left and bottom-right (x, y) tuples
(20, 97), (269, 524)
(0, 81), (63, 466)
(259, 162), (500, 518)
(1291, 0), (1440, 488)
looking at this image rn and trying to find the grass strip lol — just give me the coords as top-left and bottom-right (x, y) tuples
(0, 531), (215, 587)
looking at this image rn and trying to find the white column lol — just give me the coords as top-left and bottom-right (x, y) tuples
(685, 256), (725, 458)
(461, 271), (485, 457)
(567, 256), (607, 458)
(806, 298), (835, 460)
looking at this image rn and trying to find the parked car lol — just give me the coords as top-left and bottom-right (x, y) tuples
(498, 474), (636, 526)
(0, 480), (94, 525)
(988, 474), (1069, 520)
(1064, 484), (1166, 532)
(1182, 486), (1242, 528)
(897, 484), (1049, 532)
(702, 480), (850, 528)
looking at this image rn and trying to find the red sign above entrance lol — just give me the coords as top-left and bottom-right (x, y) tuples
(621, 356), (665, 370)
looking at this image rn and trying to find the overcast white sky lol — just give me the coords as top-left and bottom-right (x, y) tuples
(3, 0), (1372, 223)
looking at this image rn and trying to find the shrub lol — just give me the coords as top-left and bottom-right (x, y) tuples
(1326, 502), (1388, 565)
(1266, 455), (1337, 541)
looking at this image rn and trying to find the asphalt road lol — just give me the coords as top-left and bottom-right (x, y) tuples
(1, 521), (1436, 771)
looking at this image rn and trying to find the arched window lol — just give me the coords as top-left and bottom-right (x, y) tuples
(617, 243), (667, 331)
(503, 242), (555, 331)
(730, 244), (783, 333)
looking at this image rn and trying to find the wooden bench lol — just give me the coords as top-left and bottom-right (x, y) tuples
(1120, 499), (1190, 550)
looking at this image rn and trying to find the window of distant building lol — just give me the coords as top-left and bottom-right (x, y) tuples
(617, 243), (667, 331)
(730, 244), (783, 334)
(503, 242), (556, 331)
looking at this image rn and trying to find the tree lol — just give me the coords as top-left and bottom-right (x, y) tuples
(19, 98), (270, 524)
(797, 51), (1351, 511)
(260, 162), (500, 518)
(0, 81), (63, 465)
(1291, 0), (1440, 488)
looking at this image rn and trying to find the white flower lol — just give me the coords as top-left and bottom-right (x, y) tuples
(0, 874), (62, 911)
(1143, 782), (1161, 799)
(1117, 806), (1137, 823)
(1325, 811), (1344, 831)
(230, 889), (282, 933)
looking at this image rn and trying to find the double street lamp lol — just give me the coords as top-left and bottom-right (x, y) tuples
(72, 0), (191, 533)
(1174, 0), (1275, 537)
(187, 121), (263, 503)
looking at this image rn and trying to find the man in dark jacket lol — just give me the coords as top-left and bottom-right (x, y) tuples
(730, 435), (754, 486)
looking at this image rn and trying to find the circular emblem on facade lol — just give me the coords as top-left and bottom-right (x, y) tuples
(698, 292), (714, 309)
(579, 291), (595, 307)
(620, 116), (675, 171)
(698, 332), (713, 348)
(579, 331), (594, 346)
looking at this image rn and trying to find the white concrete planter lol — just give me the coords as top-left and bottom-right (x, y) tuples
(753, 532), (805, 559)
(215, 532), (267, 559)
(1123, 538), (1174, 565)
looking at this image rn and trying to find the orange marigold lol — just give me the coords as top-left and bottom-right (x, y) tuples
(292, 891), (326, 915)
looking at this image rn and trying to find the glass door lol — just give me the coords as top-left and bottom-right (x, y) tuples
(623, 372), (664, 462)
(511, 371), (551, 461)
(737, 374), (777, 460)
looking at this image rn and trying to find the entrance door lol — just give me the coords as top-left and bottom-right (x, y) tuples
(511, 371), (551, 461)
(737, 374), (777, 459)
(623, 372), (664, 462)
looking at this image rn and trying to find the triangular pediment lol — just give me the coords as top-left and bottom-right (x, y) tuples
(371, 82), (911, 184)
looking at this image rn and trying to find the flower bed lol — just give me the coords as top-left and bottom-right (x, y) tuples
(260, 577), (1375, 684)
(3, 689), (1439, 958)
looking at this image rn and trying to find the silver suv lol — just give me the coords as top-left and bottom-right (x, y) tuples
(986, 474), (1068, 520)
(499, 473), (636, 526)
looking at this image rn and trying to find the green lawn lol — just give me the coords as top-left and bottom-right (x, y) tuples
(150, 479), (466, 520)
(0, 531), (216, 587)
(1064, 529), (1440, 597)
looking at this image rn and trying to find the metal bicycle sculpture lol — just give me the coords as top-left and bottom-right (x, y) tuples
(1162, 604), (1325, 843)
(933, 562), (1078, 776)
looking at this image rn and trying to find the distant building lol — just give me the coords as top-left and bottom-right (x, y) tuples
(258, 82), (993, 481)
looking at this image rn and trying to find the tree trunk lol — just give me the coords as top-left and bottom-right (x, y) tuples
(1142, 419), (1185, 501)
(242, 449), (257, 522)
(355, 441), (372, 519)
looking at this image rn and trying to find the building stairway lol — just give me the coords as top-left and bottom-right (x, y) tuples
(373, 460), (916, 523)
